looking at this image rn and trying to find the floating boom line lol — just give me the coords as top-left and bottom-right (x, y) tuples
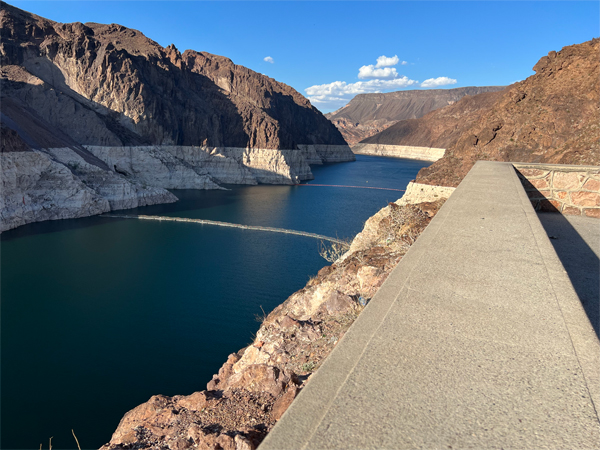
(298, 184), (406, 192)
(104, 215), (347, 245)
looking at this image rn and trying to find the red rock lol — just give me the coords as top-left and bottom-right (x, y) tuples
(571, 191), (600, 207)
(224, 365), (289, 397)
(176, 391), (209, 411)
(324, 291), (355, 315)
(582, 178), (600, 192)
(317, 266), (334, 278)
(555, 191), (568, 200)
(271, 386), (299, 421)
(207, 353), (241, 390)
(415, 39), (599, 187)
(0, 3), (347, 151)
(553, 172), (585, 190)
(279, 316), (299, 330)
(562, 206), (581, 215)
(327, 87), (504, 145)
(584, 208), (600, 218)
(170, 438), (193, 449)
(234, 434), (255, 450)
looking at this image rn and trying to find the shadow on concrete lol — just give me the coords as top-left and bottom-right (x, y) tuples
(537, 212), (600, 339)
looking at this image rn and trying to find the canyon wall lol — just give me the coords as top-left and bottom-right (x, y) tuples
(0, 2), (355, 232)
(359, 90), (504, 151)
(415, 39), (600, 187)
(0, 2), (347, 149)
(1, 142), (355, 232)
(326, 86), (505, 145)
(351, 144), (445, 161)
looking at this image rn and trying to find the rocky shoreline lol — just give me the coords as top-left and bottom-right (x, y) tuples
(351, 143), (445, 162)
(101, 182), (454, 450)
(0, 144), (354, 233)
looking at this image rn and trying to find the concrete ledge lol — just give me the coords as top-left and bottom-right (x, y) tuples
(260, 161), (600, 449)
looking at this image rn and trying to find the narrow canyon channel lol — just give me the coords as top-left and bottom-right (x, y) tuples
(1, 155), (429, 449)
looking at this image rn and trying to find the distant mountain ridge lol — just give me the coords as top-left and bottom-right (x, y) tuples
(359, 90), (504, 150)
(325, 86), (505, 145)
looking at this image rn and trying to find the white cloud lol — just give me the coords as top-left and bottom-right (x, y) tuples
(375, 55), (404, 68)
(420, 76), (457, 88)
(306, 77), (419, 110)
(264, 56), (274, 64)
(358, 55), (409, 79)
(358, 65), (398, 80)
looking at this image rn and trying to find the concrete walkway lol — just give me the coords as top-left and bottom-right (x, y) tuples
(260, 161), (600, 449)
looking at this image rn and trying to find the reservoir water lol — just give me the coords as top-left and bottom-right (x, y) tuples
(1, 156), (429, 449)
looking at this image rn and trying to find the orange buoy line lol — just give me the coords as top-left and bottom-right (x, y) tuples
(298, 184), (406, 192)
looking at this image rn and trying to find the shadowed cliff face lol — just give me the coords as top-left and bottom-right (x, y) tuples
(415, 38), (600, 187)
(0, 1), (346, 149)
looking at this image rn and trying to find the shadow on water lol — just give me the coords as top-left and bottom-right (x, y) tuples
(537, 212), (600, 339)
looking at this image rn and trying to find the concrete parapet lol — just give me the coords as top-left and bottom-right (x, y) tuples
(259, 161), (600, 449)
(514, 163), (600, 218)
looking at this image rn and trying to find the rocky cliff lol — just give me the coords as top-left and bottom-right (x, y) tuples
(0, 2), (355, 232)
(325, 86), (505, 145)
(359, 90), (504, 150)
(415, 39), (600, 187)
(101, 184), (454, 450)
(0, 2), (348, 149)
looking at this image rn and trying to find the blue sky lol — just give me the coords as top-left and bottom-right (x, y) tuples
(9, 1), (600, 113)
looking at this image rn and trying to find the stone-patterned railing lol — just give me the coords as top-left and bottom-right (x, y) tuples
(513, 163), (600, 218)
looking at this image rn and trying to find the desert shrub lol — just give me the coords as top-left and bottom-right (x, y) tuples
(318, 239), (351, 263)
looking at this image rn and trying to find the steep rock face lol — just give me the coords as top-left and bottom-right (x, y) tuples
(326, 86), (505, 145)
(1, 148), (111, 231)
(0, 138), (179, 232)
(0, 2), (355, 231)
(416, 39), (600, 187)
(359, 90), (504, 150)
(0, 2), (347, 150)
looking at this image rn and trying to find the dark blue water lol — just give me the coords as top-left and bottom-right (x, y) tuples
(1, 156), (428, 449)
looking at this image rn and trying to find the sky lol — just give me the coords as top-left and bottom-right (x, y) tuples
(8, 1), (600, 113)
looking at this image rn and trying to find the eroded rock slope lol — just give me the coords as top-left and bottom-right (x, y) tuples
(415, 39), (600, 187)
(101, 184), (454, 450)
(326, 86), (505, 145)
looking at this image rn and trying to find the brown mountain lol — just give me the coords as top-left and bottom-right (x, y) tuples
(325, 86), (505, 145)
(416, 38), (600, 187)
(0, 1), (345, 149)
(359, 90), (504, 150)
